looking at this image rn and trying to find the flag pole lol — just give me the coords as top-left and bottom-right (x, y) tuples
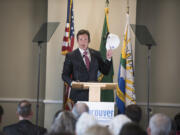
(127, 0), (129, 14)
(106, 0), (109, 7)
(99, 0), (114, 102)
(105, 0), (109, 32)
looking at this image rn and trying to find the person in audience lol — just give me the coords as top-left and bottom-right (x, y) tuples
(72, 102), (89, 120)
(84, 125), (112, 135)
(0, 105), (3, 124)
(3, 100), (47, 135)
(147, 113), (171, 135)
(108, 114), (131, 135)
(0, 105), (4, 135)
(52, 109), (63, 124)
(46, 132), (74, 135)
(76, 112), (97, 135)
(120, 122), (147, 135)
(49, 111), (76, 134)
(174, 112), (180, 135)
(169, 119), (177, 135)
(125, 104), (142, 124)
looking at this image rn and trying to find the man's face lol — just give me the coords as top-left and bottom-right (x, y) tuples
(77, 34), (89, 50)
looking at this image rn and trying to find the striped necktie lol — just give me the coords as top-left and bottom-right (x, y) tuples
(83, 51), (90, 71)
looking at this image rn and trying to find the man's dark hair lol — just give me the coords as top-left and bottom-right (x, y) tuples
(0, 105), (4, 116)
(46, 132), (74, 135)
(0, 105), (4, 123)
(76, 29), (90, 43)
(17, 100), (32, 117)
(120, 123), (146, 135)
(174, 112), (180, 130)
(125, 104), (142, 123)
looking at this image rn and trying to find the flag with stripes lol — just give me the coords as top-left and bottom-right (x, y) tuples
(62, 0), (74, 110)
(61, 0), (74, 55)
(116, 13), (136, 114)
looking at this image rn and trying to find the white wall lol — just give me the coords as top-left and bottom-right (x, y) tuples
(0, 0), (47, 129)
(136, 0), (180, 127)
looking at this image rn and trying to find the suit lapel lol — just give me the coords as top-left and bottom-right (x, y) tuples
(89, 49), (96, 71)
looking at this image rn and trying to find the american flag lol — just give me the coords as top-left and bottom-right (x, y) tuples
(62, 0), (75, 110)
(61, 0), (74, 55)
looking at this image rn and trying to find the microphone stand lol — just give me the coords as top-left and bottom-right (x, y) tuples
(36, 41), (43, 134)
(147, 44), (152, 124)
(32, 22), (59, 135)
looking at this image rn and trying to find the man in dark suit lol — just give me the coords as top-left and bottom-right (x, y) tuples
(3, 100), (47, 135)
(0, 105), (4, 135)
(62, 29), (113, 102)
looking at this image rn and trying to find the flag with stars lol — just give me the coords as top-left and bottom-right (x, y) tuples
(62, 0), (75, 110)
(61, 0), (74, 55)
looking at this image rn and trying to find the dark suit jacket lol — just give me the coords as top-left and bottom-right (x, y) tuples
(3, 120), (47, 135)
(62, 48), (112, 102)
(0, 131), (4, 135)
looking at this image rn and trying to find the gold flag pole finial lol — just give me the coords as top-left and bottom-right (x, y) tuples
(106, 0), (109, 7)
(127, 0), (129, 14)
(105, 0), (109, 32)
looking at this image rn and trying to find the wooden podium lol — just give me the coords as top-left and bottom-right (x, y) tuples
(71, 82), (117, 102)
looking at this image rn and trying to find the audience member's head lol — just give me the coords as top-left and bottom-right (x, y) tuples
(109, 114), (131, 135)
(174, 112), (180, 131)
(50, 111), (76, 134)
(0, 105), (4, 124)
(147, 113), (171, 135)
(52, 110), (63, 123)
(46, 132), (74, 135)
(120, 122), (147, 135)
(125, 104), (142, 124)
(169, 119), (176, 135)
(84, 125), (112, 135)
(72, 102), (89, 119)
(17, 100), (32, 120)
(76, 112), (97, 135)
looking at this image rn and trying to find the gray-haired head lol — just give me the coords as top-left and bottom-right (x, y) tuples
(109, 114), (131, 135)
(148, 113), (171, 135)
(84, 125), (112, 135)
(50, 111), (76, 134)
(76, 112), (97, 135)
(72, 102), (89, 119)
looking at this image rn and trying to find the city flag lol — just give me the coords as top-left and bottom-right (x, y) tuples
(116, 13), (136, 114)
